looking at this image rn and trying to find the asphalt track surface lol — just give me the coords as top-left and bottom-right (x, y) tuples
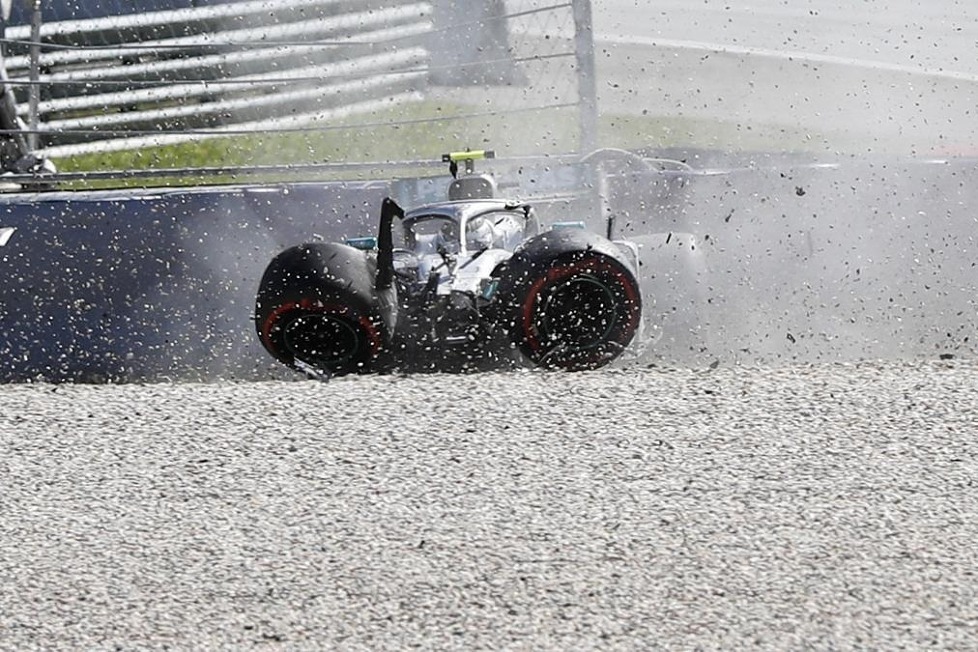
(589, 0), (978, 156)
(3, 361), (978, 649)
(593, 0), (978, 76)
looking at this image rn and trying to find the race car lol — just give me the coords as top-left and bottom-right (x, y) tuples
(255, 150), (643, 378)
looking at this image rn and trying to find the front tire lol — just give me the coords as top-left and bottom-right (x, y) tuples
(497, 229), (642, 370)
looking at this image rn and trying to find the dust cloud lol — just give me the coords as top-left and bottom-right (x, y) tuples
(587, 1), (978, 366)
(610, 158), (978, 367)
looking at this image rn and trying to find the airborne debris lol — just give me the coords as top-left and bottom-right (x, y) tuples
(255, 152), (644, 378)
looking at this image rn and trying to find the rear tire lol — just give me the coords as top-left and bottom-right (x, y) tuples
(255, 243), (388, 376)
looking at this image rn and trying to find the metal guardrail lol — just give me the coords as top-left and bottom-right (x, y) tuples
(2, 0), (433, 157)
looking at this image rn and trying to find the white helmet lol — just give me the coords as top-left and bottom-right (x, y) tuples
(466, 216), (495, 250)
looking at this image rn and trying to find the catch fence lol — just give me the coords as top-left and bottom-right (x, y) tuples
(0, 0), (597, 175)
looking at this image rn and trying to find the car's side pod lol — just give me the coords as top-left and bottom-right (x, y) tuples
(493, 228), (642, 371)
(255, 240), (392, 378)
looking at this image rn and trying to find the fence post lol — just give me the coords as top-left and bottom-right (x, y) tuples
(572, 0), (598, 155)
(28, 0), (40, 151)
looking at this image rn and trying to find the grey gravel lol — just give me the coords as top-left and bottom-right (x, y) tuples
(2, 361), (977, 650)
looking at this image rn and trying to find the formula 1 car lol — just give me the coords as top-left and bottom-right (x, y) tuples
(255, 150), (643, 378)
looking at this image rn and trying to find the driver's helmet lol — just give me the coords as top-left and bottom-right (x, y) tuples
(465, 216), (496, 250)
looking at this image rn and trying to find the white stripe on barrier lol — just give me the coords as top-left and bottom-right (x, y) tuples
(32, 49), (428, 117)
(29, 22), (431, 85)
(37, 91), (424, 158)
(3, 1), (435, 157)
(43, 69), (427, 131)
(4, 0), (386, 39)
(5, 4), (432, 70)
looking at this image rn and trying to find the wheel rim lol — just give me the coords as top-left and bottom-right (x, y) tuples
(283, 313), (361, 366)
(539, 274), (618, 349)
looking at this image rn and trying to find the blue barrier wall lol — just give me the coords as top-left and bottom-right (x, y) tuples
(0, 182), (388, 381)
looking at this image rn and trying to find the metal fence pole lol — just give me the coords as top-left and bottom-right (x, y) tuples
(28, 0), (41, 151)
(572, 0), (598, 155)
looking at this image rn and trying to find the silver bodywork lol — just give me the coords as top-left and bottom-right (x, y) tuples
(395, 199), (537, 297)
